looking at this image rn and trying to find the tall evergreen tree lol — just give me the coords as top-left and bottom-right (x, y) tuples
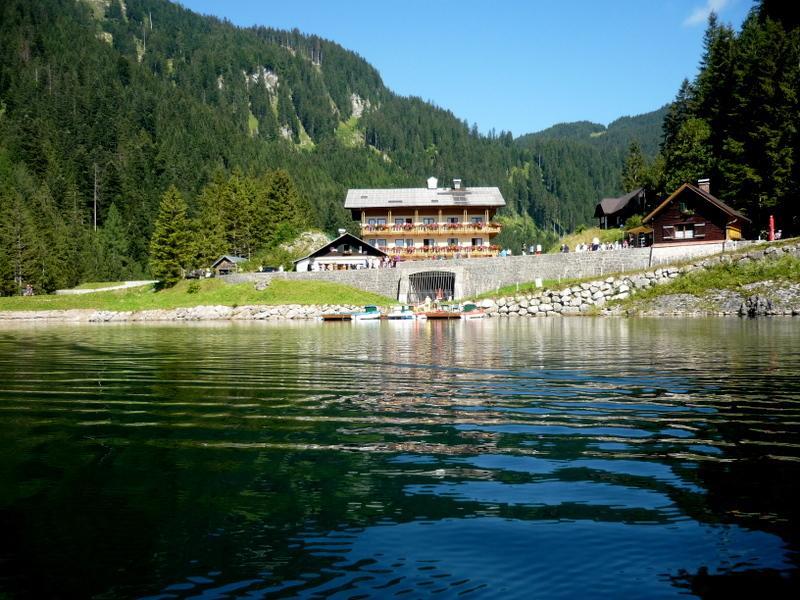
(149, 186), (191, 286)
(622, 141), (646, 192)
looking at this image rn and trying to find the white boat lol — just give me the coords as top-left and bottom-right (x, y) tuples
(352, 305), (382, 321)
(386, 305), (420, 320)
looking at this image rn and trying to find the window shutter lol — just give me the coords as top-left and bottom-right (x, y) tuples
(662, 226), (675, 240)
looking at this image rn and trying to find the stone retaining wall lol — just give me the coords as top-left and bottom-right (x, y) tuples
(478, 242), (800, 318)
(226, 241), (753, 300)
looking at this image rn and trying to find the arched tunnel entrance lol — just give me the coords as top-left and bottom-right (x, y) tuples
(407, 271), (456, 304)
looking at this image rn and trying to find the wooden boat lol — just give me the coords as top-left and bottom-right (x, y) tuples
(321, 313), (352, 321)
(352, 305), (382, 321)
(423, 304), (462, 320)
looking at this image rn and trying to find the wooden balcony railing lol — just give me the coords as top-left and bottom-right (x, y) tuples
(361, 223), (501, 235)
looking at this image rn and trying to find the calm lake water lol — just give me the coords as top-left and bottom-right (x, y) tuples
(1, 318), (799, 598)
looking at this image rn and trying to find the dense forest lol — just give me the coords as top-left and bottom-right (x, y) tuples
(0, 0), (748, 294)
(624, 1), (800, 235)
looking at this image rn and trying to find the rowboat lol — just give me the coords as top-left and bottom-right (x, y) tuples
(352, 305), (382, 321)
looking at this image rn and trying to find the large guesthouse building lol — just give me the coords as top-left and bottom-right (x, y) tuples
(344, 178), (505, 260)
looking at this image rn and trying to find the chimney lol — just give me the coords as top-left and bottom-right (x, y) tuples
(452, 178), (462, 190)
(697, 178), (710, 193)
(426, 176), (438, 190)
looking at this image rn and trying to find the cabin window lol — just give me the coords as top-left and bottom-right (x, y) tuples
(423, 217), (435, 225)
(342, 244), (351, 254)
(675, 224), (695, 240)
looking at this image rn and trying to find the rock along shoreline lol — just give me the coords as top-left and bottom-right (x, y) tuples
(2, 242), (799, 323)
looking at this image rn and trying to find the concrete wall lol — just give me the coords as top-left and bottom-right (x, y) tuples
(226, 241), (755, 300)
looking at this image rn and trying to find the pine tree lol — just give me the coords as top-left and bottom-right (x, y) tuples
(149, 186), (191, 287)
(97, 203), (132, 280)
(621, 141), (646, 192)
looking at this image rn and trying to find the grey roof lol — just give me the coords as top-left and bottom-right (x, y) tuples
(211, 255), (247, 268)
(344, 186), (506, 209)
(293, 232), (387, 263)
(595, 188), (644, 217)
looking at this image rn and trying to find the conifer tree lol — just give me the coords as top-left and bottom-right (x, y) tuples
(622, 141), (646, 192)
(149, 186), (191, 287)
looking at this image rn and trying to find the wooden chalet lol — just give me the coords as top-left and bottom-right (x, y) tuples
(344, 177), (505, 260)
(211, 255), (247, 276)
(595, 188), (647, 229)
(294, 231), (387, 272)
(643, 179), (751, 245)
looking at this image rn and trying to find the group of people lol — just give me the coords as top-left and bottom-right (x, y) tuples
(559, 239), (634, 253)
(310, 256), (396, 271)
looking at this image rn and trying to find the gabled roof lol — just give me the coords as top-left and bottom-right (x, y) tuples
(293, 232), (387, 263)
(643, 183), (751, 224)
(595, 188), (644, 217)
(344, 186), (505, 209)
(211, 255), (247, 268)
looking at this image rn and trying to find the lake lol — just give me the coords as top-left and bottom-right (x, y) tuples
(1, 318), (799, 598)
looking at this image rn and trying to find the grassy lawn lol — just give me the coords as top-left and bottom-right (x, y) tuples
(0, 279), (393, 312)
(550, 227), (624, 252)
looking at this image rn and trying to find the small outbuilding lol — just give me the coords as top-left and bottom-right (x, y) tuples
(211, 255), (247, 276)
(643, 179), (751, 245)
(293, 231), (387, 272)
(595, 188), (647, 229)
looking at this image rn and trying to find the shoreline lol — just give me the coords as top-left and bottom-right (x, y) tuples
(3, 242), (799, 323)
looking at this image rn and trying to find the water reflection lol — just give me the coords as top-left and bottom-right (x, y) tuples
(0, 318), (799, 598)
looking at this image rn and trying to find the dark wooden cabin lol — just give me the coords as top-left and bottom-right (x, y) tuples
(211, 255), (247, 276)
(643, 181), (750, 245)
(594, 188), (647, 229)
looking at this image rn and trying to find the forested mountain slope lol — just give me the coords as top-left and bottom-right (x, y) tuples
(0, 0), (663, 292)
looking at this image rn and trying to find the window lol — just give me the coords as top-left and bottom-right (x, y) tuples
(472, 237), (484, 246)
(375, 239), (386, 248)
(395, 218), (405, 225)
(376, 218), (386, 225)
(448, 217), (459, 224)
(368, 218), (376, 226)
(406, 239), (414, 247)
(423, 217), (435, 225)
(448, 238), (459, 246)
(395, 239), (405, 247)
(423, 238), (435, 247)
(471, 216), (483, 224)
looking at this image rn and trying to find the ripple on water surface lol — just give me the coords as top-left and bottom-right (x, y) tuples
(0, 318), (799, 598)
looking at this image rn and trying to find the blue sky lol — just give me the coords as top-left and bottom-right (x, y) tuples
(177, 0), (754, 136)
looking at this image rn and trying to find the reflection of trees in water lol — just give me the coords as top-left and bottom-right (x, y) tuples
(2, 320), (800, 597)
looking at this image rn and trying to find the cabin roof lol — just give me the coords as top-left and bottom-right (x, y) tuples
(211, 255), (247, 268)
(643, 183), (751, 224)
(344, 186), (505, 209)
(293, 232), (388, 263)
(595, 188), (644, 217)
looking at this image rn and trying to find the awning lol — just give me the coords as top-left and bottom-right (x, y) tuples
(627, 225), (653, 235)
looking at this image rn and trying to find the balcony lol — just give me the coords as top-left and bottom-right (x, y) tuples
(385, 245), (500, 259)
(361, 223), (501, 235)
